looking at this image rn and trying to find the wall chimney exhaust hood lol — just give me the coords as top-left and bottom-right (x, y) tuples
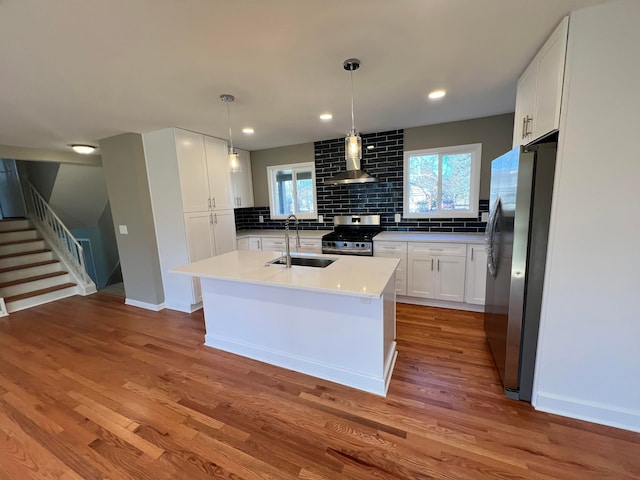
(325, 58), (378, 185)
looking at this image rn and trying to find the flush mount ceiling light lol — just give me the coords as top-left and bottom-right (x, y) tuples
(70, 144), (96, 154)
(344, 58), (362, 165)
(242, 127), (254, 135)
(319, 113), (333, 121)
(428, 89), (446, 100)
(220, 94), (241, 172)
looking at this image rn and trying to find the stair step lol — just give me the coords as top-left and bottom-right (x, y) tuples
(0, 250), (54, 270)
(0, 270), (68, 288)
(0, 260), (62, 283)
(5, 283), (78, 313)
(0, 237), (42, 247)
(0, 259), (60, 274)
(0, 219), (30, 232)
(0, 271), (70, 298)
(0, 229), (39, 243)
(5, 282), (77, 303)
(0, 239), (45, 255)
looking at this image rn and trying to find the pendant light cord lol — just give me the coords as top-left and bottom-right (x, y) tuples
(350, 69), (356, 132)
(226, 101), (234, 153)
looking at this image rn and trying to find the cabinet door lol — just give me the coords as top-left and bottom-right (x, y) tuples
(465, 245), (488, 305)
(435, 255), (466, 302)
(184, 212), (215, 303)
(175, 129), (210, 212)
(237, 237), (250, 250)
(532, 16), (569, 141)
(212, 210), (237, 256)
(204, 135), (234, 211)
(407, 254), (436, 298)
(249, 237), (262, 251)
(231, 149), (254, 208)
(513, 61), (538, 147)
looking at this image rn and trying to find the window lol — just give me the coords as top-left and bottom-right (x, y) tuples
(403, 143), (481, 218)
(267, 162), (318, 219)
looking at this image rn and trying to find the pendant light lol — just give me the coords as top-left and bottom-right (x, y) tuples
(344, 58), (362, 168)
(220, 94), (241, 172)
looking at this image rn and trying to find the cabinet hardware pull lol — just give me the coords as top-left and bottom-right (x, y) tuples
(214, 213), (217, 224)
(437, 259), (440, 271)
(524, 115), (533, 137)
(431, 259), (434, 271)
(471, 249), (474, 261)
(522, 116), (527, 139)
(212, 198), (216, 207)
(207, 198), (211, 208)
(209, 214), (213, 224)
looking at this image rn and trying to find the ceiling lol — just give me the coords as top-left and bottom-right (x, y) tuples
(0, 0), (611, 155)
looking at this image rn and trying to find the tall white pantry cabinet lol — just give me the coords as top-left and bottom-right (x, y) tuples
(143, 127), (237, 312)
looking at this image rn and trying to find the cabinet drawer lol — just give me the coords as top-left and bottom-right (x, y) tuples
(374, 241), (407, 254)
(261, 237), (289, 250)
(409, 242), (466, 257)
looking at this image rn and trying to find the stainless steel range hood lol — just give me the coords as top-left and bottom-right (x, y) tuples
(324, 156), (378, 185)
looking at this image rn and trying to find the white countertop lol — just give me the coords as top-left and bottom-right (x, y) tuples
(375, 231), (485, 243)
(172, 250), (399, 299)
(236, 229), (331, 239)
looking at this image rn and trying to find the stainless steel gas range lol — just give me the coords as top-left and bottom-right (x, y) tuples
(321, 215), (381, 256)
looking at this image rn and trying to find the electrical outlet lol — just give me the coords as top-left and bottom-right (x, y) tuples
(481, 212), (489, 222)
(118, 225), (128, 235)
(394, 213), (401, 222)
(258, 215), (264, 223)
(318, 214), (324, 223)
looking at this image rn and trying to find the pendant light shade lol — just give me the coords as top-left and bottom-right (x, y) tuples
(344, 59), (362, 164)
(220, 94), (241, 173)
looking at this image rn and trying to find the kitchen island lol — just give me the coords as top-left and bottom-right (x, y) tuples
(172, 250), (399, 395)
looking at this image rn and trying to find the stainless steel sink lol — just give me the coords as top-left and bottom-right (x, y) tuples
(266, 255), (337, 268)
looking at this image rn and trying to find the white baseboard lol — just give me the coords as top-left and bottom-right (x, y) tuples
(534, 391), (640, 433)
(164, 300), (203, 313)
(397, 296), (485, 312)
(125, 298), (166, 311)
(205, 334), (395, 396)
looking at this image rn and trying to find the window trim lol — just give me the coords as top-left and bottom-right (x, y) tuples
(403, 143), (482, 219)
(267, 161), (318, 220)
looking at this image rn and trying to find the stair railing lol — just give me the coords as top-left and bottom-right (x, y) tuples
(21, 179), (95, 294)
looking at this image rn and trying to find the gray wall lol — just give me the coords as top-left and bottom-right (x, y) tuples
(99, 133), (164, 306)
(251, 142), (314, 207)
(404, 113), (514, 199)
(20, 160), (60, 201)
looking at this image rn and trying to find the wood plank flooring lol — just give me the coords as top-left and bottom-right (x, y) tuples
(0, 294), (638, 479)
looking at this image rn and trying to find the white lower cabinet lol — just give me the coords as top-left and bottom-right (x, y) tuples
(465, 244), (488, 305)
(237, 238), (250, 250)
(407, 243), (466, 302)
(184, 210), (236, 304)
(374, 241), (407, 296)
(261, 236), (322, 254)
(249, 237), (262, 251)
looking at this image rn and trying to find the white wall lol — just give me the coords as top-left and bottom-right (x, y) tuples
(534, 0), (640, 432)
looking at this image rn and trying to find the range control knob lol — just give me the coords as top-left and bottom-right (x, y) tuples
(343, 242), (348, 247)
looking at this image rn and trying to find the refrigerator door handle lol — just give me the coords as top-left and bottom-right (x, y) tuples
(485, 197), (501, 278)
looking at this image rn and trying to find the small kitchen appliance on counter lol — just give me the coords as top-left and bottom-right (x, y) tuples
(321, 215), (381, 256)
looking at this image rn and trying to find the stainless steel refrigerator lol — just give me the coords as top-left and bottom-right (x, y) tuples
(484, 141), (556, 401)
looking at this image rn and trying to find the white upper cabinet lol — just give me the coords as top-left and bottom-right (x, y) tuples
(231, 148), (254, 208)
(513, 17), (569, 146)
(204, 135), (234, 211)
(174, 129), (210, 213)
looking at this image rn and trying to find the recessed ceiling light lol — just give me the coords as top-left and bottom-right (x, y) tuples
(70, 144), (96, 154)
(428, 89), (446, 100)
(242, 127), (254, 134)
(319, 113), (333, 121)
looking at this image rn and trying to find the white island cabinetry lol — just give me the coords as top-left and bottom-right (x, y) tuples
(172, 251), (399, 396)
(144, 127), (237, 312)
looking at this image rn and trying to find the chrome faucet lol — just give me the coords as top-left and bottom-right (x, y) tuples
(284, 214), (301, 268)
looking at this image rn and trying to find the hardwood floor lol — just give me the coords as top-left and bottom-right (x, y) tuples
(0, 294), (638, 479)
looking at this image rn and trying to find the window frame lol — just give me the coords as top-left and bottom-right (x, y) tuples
(267, 161), (318, 220)
(403, 143), (482, 219)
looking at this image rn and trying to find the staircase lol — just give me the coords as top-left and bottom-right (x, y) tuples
(0, 218), (78, 314)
